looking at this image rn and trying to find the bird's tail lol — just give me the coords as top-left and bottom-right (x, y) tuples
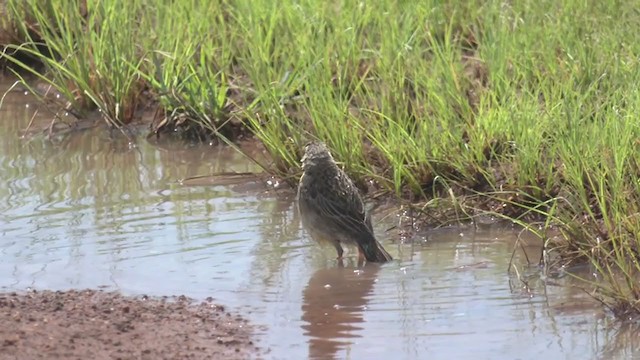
(360, 241), (393, 263)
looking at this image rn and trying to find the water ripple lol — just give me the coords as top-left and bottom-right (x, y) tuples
(0, 89), (634, 359)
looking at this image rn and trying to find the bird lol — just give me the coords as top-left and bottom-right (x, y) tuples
(297, 141), (393, 263)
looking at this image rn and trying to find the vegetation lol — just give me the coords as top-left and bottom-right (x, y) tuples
(1, 0), (640, 318)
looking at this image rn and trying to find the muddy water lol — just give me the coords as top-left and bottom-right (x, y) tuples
(0, 77), (638, 360)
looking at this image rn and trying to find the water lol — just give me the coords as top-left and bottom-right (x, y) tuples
(0, 76), (638, 359)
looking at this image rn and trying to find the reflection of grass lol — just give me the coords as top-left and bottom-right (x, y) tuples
(2, 0), (640, 317)
(599, 323), (640, 358)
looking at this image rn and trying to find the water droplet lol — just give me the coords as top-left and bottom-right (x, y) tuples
(25, 104), (29, 108)
(323, 284), (331, 289)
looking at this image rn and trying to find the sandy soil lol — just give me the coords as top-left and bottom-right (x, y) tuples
(0, 289), (262, 360)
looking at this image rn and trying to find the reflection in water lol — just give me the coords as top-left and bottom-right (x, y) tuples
(0, 76), (272, 294)
(302, 264), (381, 359)
(599, 323), (640, 360)
(1, 75), (639, 359)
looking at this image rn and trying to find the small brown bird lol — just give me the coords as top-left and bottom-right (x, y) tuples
(297, 142), (393, 263)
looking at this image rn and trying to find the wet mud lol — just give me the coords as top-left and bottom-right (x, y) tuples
(0, 289), (261, 360)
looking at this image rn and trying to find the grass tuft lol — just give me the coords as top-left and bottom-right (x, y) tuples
(1, 0), (640, 319)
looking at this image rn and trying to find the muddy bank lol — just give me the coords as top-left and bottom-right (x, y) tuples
(0, 289), (261, 360)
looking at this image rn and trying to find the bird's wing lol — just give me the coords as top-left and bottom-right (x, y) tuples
(308, 176), (376, 241)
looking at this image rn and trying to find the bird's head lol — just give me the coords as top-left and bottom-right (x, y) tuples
(301, 141), (335, 170)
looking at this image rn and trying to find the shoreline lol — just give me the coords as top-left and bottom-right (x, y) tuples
(0, 289), (262, 359)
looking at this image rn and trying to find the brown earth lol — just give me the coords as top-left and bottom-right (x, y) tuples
(0, 289), (262, 360)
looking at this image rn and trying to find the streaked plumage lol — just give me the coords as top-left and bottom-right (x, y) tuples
(297, 142), (392, 263)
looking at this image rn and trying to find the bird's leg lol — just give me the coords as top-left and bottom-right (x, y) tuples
(334, 242), (344, 259)
(334, 243), (344, 259)
(357, 248), (365, 266)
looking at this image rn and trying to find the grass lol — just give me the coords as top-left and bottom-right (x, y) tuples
(2, 0), (147, 127)
(2, 0), (640, 318)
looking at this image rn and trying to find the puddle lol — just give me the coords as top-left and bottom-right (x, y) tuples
(0, 76), (638, 359)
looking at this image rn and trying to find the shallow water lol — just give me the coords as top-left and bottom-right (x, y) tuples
(0, 77), (638, 359)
